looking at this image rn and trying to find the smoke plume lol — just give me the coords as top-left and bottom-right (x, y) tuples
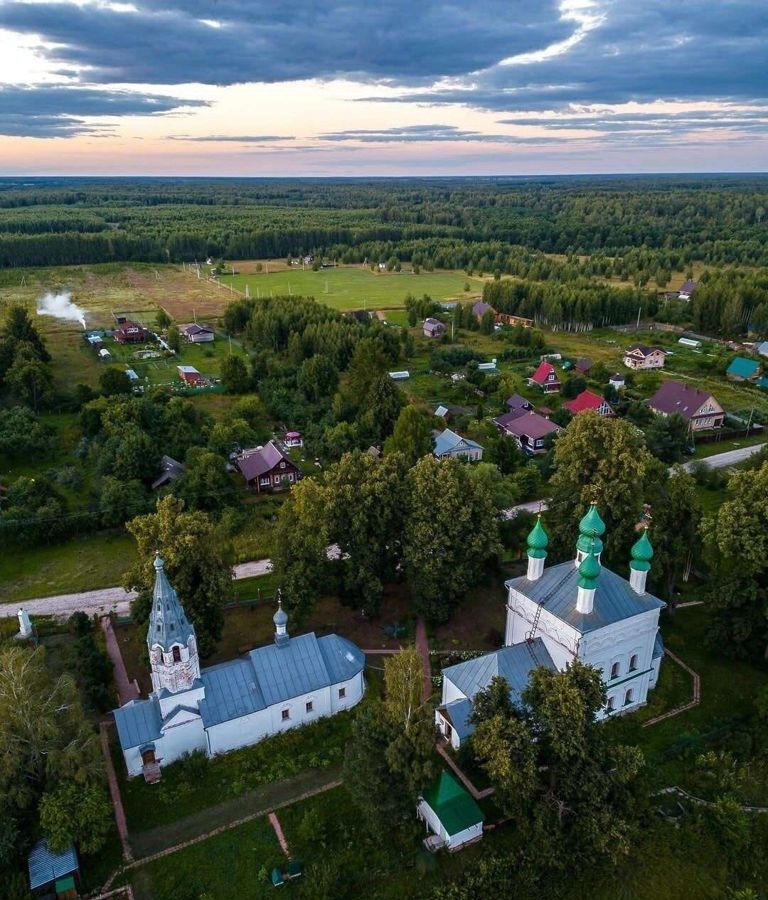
(36, 291), (87, 329)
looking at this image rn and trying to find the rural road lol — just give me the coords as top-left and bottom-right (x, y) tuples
(680, 442), (765, 472)
(1, 445), (761, 622)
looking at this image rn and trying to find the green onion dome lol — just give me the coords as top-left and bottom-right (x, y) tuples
(630, 530), (654, 572)
(577, 548), (601, 589)
(526, 516), (549, 559)
(579, 503), (606, 538)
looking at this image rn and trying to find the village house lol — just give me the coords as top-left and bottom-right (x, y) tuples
(563, 389), (615, 417)
(113, 555), (365, 778)
(726, 357), (761, 382)
(528, 360), (561, 393)
(284, 431), (303, 448)
(648, 380), (725, 431)
(113, 320), (148, 344)
(177, 365), (206, 387)
(623, 344), (666, 370)
(433, 428), (484, 461)
(151, 455), (186, 491)
(574, 357), (592, 375)
(609, 372), (626, 391)
(493, 410), (560, 455)
(505, 393), (534, 415)
(471, 301), (494, 321)
(435, 506), (665, 749)
(236, 440), (301, 492)
(180, 323), (215, 343)
(757, 341), (768, 358)
(423, 317), (446, 338)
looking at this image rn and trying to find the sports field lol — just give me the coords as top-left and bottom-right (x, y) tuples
(218, 265), (485, 311)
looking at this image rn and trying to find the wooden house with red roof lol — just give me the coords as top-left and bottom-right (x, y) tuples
(563, 390), (614, 417)
(528, 361), (561, 394)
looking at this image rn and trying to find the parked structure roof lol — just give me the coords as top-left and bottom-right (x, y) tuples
(28, 840), (78, 891)
(422, 772), (485, 837)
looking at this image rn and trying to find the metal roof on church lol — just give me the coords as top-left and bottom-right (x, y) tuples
(442, 638), (556, 704)
(199, 659), (264, 727)
(506, 561), (666, 634)
(247, 633), (331, 707)
(113, 696), (162, 749)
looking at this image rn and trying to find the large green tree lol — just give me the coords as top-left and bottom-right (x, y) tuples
(404, 456), (501, 621)
(383, 405), (434, 465)
(549, 412), (653, 563)
(124, 495), (233, 656)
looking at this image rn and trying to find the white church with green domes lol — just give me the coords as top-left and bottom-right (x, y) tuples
(436, 503), (665, 748)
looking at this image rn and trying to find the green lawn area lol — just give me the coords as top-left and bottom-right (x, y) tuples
(219, 266), (484, 311)
(0, 531), (136, 603)
(692, 431), (766, 458)
(610, 605), (768, 790)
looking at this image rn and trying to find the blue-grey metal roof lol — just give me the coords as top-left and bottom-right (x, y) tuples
(441, 697), (475, 741)
(199, 659), (265, 728)
(28, 840), (78, 890)
(506, 561), (666, 634)
(653, 631), (665, 660)
(317, 634), (366, 684)
(113, 697), (162, 750)
(433, 428), (483, 457)
(147, 554), (196, 652)
(442, 639), (556, 704)
(248, 633), (331, 706)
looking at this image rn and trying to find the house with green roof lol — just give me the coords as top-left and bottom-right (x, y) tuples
(726, 356), (761, 382)
(417, 771), (485, 852)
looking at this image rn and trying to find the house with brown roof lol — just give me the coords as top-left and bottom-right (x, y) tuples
(574, 358), (592, 375)
(236, 441), (302, 492)
(114, 321), (148, 344)
(180, 323), (215, 343)
(423, 317), (446, 338)
(472, 301), (494, 321)
(528, 361), (561, 393)
(493, 410), (560, 455)
(623, 344), (666, 370)
(648, 381), (724, 432)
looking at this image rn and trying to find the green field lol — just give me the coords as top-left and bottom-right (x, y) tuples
(219, 266), (485, 311)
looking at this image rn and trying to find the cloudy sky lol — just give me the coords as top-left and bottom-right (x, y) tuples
(0, 0), (766, 175)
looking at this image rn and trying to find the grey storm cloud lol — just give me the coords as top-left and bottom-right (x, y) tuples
(0, 85), (208, 137)
(391, 1), (768, 113)
(0, 0), (568, 84)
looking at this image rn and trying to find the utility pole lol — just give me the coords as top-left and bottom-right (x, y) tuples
(746, 406), (755, 434)
(636, 306), (642, 331)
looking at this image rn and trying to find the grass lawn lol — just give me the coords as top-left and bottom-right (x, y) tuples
(610, 605), (768, 790)
(0, 531), (136, 603)
(692, 431), (766, 458)
(218, 266), (485, 311)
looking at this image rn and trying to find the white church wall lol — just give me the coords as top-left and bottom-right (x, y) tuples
(158, 683), (205, 718)
(157, 716), (207, 766)
(329, 671), (365, 714)
(123, 746), (145, 778)
(207, 708), (273, 755)
(441, 676), (466, 707)
(267, 687), (333, 734)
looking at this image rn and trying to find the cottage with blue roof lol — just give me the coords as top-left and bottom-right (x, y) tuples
(113, 553), (366, 779)
(433, 428), (484, 461)
(436, 504), (665, 747)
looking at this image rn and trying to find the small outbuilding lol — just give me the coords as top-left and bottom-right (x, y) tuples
(177, 365), (206, 387)
(417, 771), (485, 852)
(180, 323), (215, 343)
(726, 357), (761, 382)
(423, 317), (446, 338)
(284, 431), (303, 448)
(28, 840), (79, 898)
(609, 372), (626, 390)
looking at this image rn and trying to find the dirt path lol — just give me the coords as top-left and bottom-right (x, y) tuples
(100, 722), (133, 862)
(415, 617), (432, 702)
(128, 765), (342, 859)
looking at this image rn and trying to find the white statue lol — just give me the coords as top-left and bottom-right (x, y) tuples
(17, 608), (32, 639)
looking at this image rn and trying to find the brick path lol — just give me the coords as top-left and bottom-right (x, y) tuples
(268, 812), (290, 857)
(101, 616), (139, 705)
(642, 648), (701, 727)
(436, 741), (495, 800)
(99, 721), (133, 862)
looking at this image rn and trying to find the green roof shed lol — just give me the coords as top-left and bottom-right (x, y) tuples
(421, 771), (485, 840)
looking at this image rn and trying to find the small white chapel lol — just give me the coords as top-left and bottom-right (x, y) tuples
(436, 503), (666, 748)
(113, 553), (366, 778)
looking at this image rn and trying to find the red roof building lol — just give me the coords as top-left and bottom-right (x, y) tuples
(114, 321), (148, 344)
(177, 365), (206, 386)
(563, 390), (615, 417)
(529, 361), (561, 394)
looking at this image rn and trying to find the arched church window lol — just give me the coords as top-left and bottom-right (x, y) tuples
(172, 646), (181, 663)
(629, 654), (638, 672)
(610, 662), (620, 679)
(606, 697), (615, 712)
(624, 689), (634, 706)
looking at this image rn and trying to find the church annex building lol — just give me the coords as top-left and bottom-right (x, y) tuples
(113, 554), (366, 778)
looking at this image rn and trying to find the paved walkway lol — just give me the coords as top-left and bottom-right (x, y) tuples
(680, 442), (765, 472)
(100, 721), (133, 862)
(642, 648), (701, 727)
(102, 617), (139, 705)
(268, 812), (290, 857)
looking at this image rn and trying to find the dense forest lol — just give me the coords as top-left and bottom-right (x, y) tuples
(1, 175), (768, 275)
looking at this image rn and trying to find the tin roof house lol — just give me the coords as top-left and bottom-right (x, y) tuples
(648, 381), (724, 431)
